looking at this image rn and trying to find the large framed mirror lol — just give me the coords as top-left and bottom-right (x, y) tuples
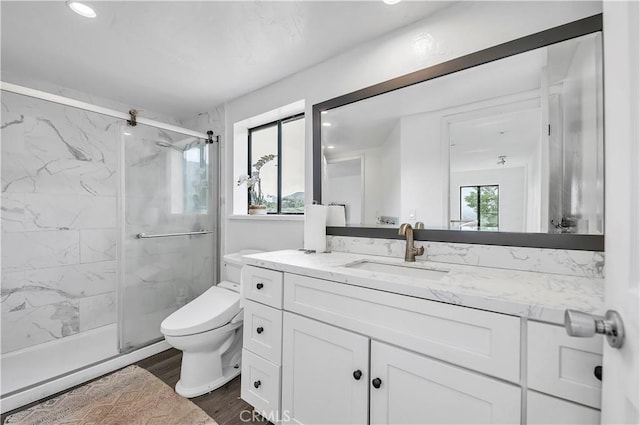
(313, 15), (604, 251)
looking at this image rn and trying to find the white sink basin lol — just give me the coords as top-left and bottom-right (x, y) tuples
(345, 260), (449, 281)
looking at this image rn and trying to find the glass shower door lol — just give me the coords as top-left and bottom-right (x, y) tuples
(119, 124), (216, 351)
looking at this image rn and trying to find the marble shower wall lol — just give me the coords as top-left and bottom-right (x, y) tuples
(327, 236), (604, 278)
(1, 92), (119, 354)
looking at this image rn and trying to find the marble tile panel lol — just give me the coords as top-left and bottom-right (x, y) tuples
(327, 236), (605, 278)
(2, 92), (118, 195)
(79, 292), (116, 332)
(1, 261), (116, 313)
(1, 300), (80, 354)
(1, 193), (34, 232)
(20, 194), (117, 230)
(80, 229), (117, 263)
(2, 230), (79, 272)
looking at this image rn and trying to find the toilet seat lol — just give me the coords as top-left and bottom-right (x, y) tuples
(161, 286), (240, 337)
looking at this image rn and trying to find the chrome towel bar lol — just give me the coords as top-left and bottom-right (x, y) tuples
(136, 230), (212, 239)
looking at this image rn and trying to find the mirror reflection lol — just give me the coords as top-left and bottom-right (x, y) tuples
(321, 32), (603, 235)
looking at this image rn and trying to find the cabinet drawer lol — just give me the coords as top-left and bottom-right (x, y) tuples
(528, 321), (603, 408)
(527, 390), (600, 424)
(240, 349), (281, 420)
(242, 265), (283, 308)
(243, 299), (283, 365)
(284, 273), (521, 383)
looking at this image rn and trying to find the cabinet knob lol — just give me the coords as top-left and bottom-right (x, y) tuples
(253, 380), (261, 389)
(594, 366), (603, 381)
(372, 378), (382, 389)
(256, 283), (264, 290)
(256, 326), (264, 334)
(353, 370), (362, 380)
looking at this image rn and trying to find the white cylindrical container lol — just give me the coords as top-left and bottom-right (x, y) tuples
(304, 205), (328, 252)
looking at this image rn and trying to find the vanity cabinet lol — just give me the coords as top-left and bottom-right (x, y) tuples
(240, 264), (602, 425)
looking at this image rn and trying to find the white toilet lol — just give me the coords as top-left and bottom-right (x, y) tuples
(160, 250), (262, 398)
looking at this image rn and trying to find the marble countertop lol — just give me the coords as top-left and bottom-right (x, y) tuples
(243, 249), (604, 325)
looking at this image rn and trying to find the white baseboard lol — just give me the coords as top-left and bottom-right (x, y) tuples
(1, 339), (171, 414)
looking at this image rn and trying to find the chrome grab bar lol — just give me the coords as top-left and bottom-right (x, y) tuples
(136, 230), (212, 239)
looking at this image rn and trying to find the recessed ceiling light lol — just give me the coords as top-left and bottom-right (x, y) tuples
(124, 132), (132, 136)
(67, 1), (96, 18)
(383, 0), (401, 4)
(322, 122), (332, 127)
(321, 111), (329, 115)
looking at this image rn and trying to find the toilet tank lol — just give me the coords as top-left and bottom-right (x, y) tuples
(222, 250), (264, 284)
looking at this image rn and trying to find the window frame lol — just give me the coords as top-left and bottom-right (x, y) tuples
(247, 112), (305, 214)
(459, 184), (499, 229)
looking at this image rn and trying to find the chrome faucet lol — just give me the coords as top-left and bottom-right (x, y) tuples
(398, 222), (424, 262)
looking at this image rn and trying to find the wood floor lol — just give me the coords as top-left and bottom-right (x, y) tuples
(136, 348), (269, 425)
(2, 348), (269, 425)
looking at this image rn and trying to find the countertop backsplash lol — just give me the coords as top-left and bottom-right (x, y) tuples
(327, 236), (604, 279)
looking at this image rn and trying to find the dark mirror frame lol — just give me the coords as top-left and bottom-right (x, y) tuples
(312, 14), (604, 251)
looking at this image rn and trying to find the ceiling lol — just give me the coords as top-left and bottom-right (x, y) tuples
(1, 1), (452, 120)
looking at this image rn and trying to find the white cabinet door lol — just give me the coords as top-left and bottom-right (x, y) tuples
(281, 312), (369, 425)
(370, 341), (521, 425)
(527, 391), (600, 425)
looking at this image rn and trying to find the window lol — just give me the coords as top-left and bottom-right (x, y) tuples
(248, 114), (305, 214)
(460, 185), (499, 229)
(170, 138), (209, 214)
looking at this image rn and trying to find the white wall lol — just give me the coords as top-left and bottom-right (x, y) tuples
(326, 159), (362, 224)
(450, 167), (527, 232)
(204, 1), (602, 255)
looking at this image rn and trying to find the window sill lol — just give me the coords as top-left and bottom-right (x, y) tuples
(228, 214), (304, 222)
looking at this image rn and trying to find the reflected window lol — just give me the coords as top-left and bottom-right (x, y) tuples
(248, 114), (305, 214)
(460, 185), (499, 230)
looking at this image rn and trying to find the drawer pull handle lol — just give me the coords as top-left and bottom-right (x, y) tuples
(353, 370), (362, 380)
(372, 378), (382, 389)
(256, 283), (264, 290)
(256, 326), (264, 334)
(594, 366), (603, 381)
(253, 380), (261, 389)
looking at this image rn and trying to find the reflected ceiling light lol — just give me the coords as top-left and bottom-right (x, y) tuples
(124, 132), (132, 136)
(321, 111), (329, 115)
(383, 0), (401, 4)
(327, 145), (335, 149)
(67, 1), (96, 18)
(322, 122), (332, 127)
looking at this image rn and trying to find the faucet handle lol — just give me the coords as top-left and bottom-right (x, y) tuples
(415, 221), (424, 229)
(416, 245), (425, 256)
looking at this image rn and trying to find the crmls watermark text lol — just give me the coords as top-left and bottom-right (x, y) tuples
(239, 409), (292, 423)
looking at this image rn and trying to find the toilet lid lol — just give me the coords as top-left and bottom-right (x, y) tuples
(160, 286), (240, 336)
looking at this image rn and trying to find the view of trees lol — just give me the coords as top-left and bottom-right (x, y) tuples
(463, 185), (499, 228)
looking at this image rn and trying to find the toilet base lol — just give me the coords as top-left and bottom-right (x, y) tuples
(176, 363), (242, 398)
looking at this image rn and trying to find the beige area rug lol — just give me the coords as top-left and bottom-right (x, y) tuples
(5, 365), (217, 425)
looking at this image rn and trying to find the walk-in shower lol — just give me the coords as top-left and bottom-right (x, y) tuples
(0, 82), (219, 410)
